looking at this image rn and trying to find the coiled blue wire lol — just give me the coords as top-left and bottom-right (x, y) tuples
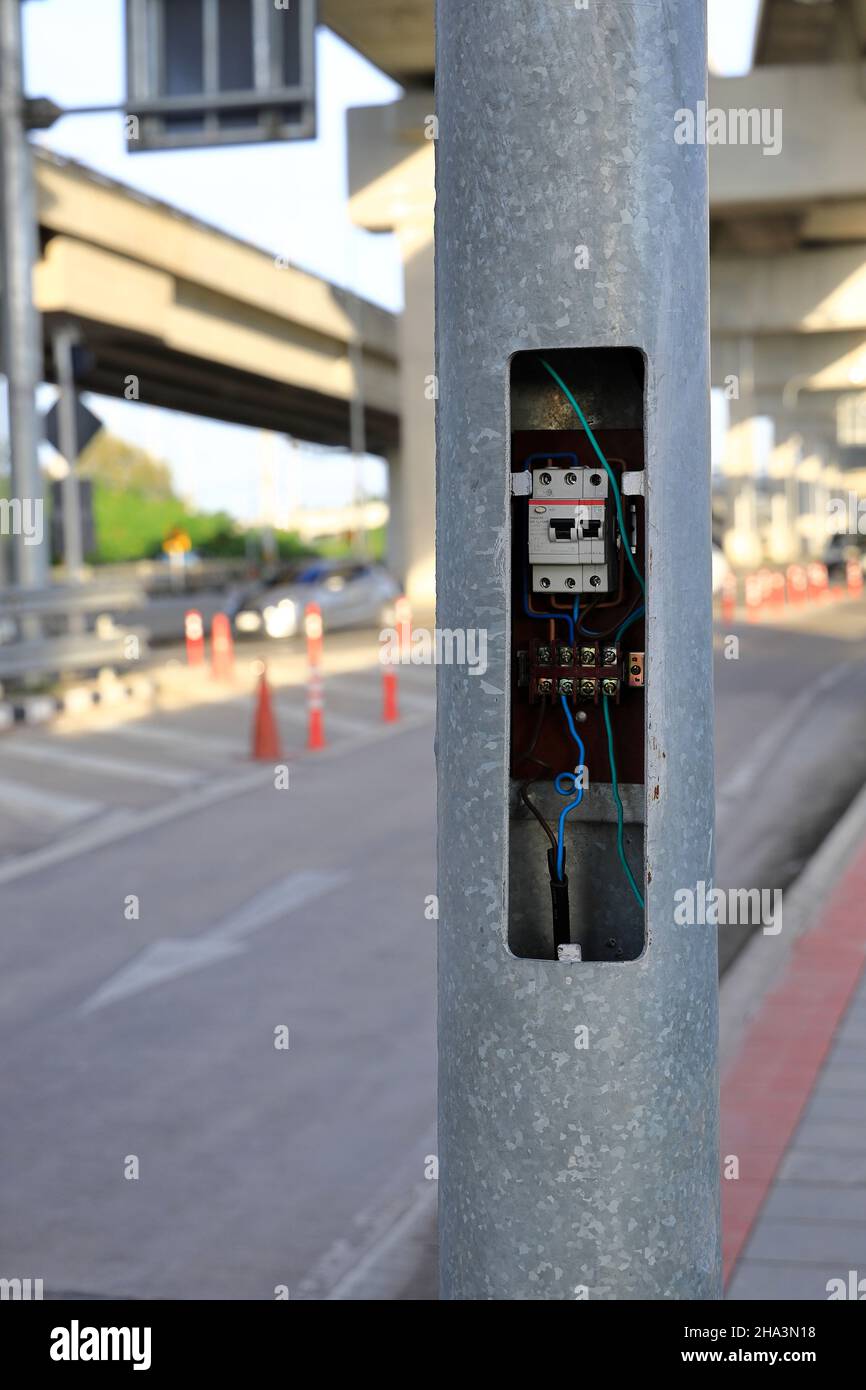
(555, 695), (587, 881)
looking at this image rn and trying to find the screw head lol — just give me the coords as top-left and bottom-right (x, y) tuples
(603, 647), (617, 666)
(565, 577), (576, 590)
(602, 678), (618, 697)
(589, 575), (601, 588)
(540, 577), (550, 589)
(564, 472), (577, 486)
(559, 679), (574, 696)
(580, 680), (596, 698)
(590, 473), (602, 486)
(540, 471), (552, 486)
(580, 647), (595, 666)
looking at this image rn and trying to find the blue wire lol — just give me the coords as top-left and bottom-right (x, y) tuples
(555, 695), (587, 881)
(561, 694), (586, 766)
(577, 602), (646, 641)
(523, 579), (574, 643)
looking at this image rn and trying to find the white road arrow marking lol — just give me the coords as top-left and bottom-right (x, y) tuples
(79, 870), (345, 1016)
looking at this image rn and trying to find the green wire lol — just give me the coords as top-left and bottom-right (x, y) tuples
(539, 357), (645, 598)
(602, 693), (645, 912)
(540, 354), (645, 911)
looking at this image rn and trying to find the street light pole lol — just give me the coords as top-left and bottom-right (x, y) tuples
(53, 322), (85, 583)
(435, 1), (720, 1299)
(0, 0), (46, 591)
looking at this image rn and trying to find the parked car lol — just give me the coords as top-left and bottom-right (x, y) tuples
(231, 560), (401, 639)
(822, 533), (866, 580)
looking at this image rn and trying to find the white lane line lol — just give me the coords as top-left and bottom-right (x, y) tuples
(97, 722), (239, 759)
(716, 660), (854, 811)
(0, 712), (433, 889)
(325, 1185), (437, 1301)
(0, 776), (103, 824)
(0, 768), (269, 889)
(79, 869), (346, 1015)
(295, 1156), (438, 1302)
(0, 739), (198, 787)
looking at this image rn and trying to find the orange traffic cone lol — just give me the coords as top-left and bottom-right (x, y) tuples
(252, 671), (283, 761)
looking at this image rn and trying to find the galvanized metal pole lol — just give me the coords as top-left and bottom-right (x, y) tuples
(53, 323), (85, 582)
(0, 0), (47, 591)
(435, 0), (720, 1299)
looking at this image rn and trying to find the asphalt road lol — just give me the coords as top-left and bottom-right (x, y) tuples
(714, 597), (866, 971)
(1, 603), (865, 1298)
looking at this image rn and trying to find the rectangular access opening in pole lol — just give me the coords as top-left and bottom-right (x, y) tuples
(508, 348), (646, 962)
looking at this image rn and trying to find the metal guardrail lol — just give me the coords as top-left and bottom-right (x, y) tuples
(0, 584), (149, 683)
(0, 628), (150, 681)
(0, 582), (145, 616)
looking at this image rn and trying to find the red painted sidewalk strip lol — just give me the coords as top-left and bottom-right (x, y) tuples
(721, 843), (866, 1284)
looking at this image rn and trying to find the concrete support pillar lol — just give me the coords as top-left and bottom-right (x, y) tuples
(348, 93), (437, 619)
(796, 436), (835, 558)
(394, 226), (436, 619)
(767, 423), (803, 564)
(721, 401), (764, 568)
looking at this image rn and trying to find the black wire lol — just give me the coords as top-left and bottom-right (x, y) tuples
(576, 587), (643, 641)
(517, 697), (557, 850)
(519, 782), (557, 851)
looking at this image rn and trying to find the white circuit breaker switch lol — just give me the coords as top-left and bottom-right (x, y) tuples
(528, 467), (611, 595)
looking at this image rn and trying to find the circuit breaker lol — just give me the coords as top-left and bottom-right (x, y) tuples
(528, 466), (612, 595)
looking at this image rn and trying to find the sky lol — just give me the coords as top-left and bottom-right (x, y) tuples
(20, 0), (761, 519)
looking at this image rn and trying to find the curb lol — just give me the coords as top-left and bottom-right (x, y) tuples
(0, 674), (158, 732)
(719, 777), (866, 1072)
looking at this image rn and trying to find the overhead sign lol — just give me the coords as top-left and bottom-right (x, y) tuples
(125, 0), (317, 152)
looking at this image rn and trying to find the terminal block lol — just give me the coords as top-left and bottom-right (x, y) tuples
(520, 638), (624, 706)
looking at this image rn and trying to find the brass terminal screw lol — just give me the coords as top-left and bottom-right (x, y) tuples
(602, 647), (617, 667)
(558, 646), (574, 665)
(558, 678), (574, 696)
(580, 646), (596, 667)
(580, 679), (597, 699)
(537, 678), (554, 695)
(601, 678), (618, 697)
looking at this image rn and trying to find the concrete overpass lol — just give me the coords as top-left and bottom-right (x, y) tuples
(32, 148), (399, 456)
(708, 0), (866, 562)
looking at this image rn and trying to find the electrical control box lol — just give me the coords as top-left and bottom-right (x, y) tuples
(508, 348), (647, 965)
(528, 466), (611, 595)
